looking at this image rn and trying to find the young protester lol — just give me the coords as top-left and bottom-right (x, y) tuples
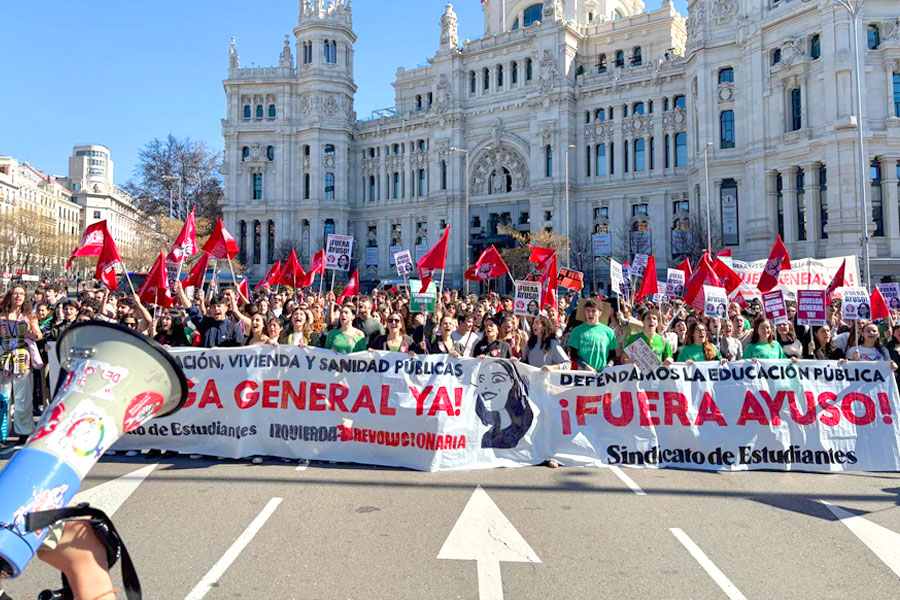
(325, 305), (367, 354)
(566, 299), (617, 372)
(368, 311), (414, 353)
(473, 316), (513, 359)
(676, 322), (722, 363)
(623, 309), (674, 364)
(524, 314), (569, 370)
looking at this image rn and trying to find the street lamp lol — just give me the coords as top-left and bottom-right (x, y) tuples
(703, 142), (714, 255)
(565, 144), (576, 267)
(448, 146), (471, 295)
(835, 0), (871, 289)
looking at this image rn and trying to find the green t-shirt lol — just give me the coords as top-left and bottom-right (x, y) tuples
(676, 343), (721, 363)
(325, 329), (367, 354)
(742, 342), (786, 360)
(625, 332), (673, 361)
(567, 322), (617, 372)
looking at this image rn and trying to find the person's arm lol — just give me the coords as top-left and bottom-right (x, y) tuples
(175, 282), (192, 310)
(230, 296), (251, 329)
(131, 294), (153, 331)
(568, 347), (595, 372)
(26, 315), (43, 341)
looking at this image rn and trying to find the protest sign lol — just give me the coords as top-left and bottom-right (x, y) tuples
(610, 259), (625, 296)
(762, 290), (788, 325)
(389, 245), (402, 266)
(81, 345), (900, 473)
(665, 269), (685, 299)
(325, 234), (353, 271)
(624, 337), (662, 374)
(409, 278), (437, 312)
(558, 268), (584, 291)
(365, 247), (378, 266)
(622, 265), (633, 297)
(394, 250), (414, 277)
(703, 286), (728, 319)
(653, 281), (666, 305)
(631, 254), (649, 277)
(877, 283), (900, 312)
(842, 287), (870, 321)
(592, 233), (611, 257)
(732, 256), (859, 294)
(514, 281), (541, 317)
(797, 290), (826, 326)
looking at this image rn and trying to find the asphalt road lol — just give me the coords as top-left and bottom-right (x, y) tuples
(2, 450), (900, 599)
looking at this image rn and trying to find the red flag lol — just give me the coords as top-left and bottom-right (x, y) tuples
(683, 254), (722, 311)
(464, 245), (509, 281)
(201, 219), (239, 260)
(824, 258), (847, 300)
(528, 245), (556, 266)
(167, 208), (198, 263)
(279, 250), (306, 288)
(716, 249), (732, 259)
(136, 252), (174, 308)
(67, 221), (108, 269)
(94, 227), (123, 291)
(255, 260), (282, 290)
(181, 251), (210, 289)
(871, 288), (890, 321)
(758, 235), (791, 292)
(337, 270), (359, 305)
(712, 257), (744, 295)
(417, 226), (450, 289)
(675, 256), (693, 280)
(310, 249), (325, 274)
(635, 255), (658, 301)
(539, 255), (558, 310)
(237, 278), (250, 304)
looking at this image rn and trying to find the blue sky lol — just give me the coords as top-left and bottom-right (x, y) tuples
(2, 0), (687, 183)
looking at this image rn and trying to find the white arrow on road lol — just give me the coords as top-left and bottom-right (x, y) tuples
(821, 500), (900, 577)
(73, 463), (157, 516)
(438, 486), (540, 600)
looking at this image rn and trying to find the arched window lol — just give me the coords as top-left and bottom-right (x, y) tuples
(470, 71), (476, 94)
(615, 50), (625, 68)
(243, 105), (251, 119)
(597, 54), (607, 73)
(595, 107), (605, 121)
(267, 221), (275, 264)
(511, 18), (520, 30)
(324, 144), (335, 155)
(614, 9), (624, 19)
(631, 47), (642, 66)
(545, 145), (553, 177)
(576, 64), (584, 76)
(415, 95), (422, 110)
(720, 110), (735, 149)
(242, 146), (249, 160)
(648, 100), (654, 113)
(526, 58), (533, 81)
(325, 172), (335, 199)
(523, 4), (542, 27)
(674, 95), (686, 109)
(772, 48), (782, 65)
(634, 139), (645, 171)
(267, 145), (275, 161)
(255, 104), (263, 119)
(331, 41), (337, 62)
(323, 40), (331, 62)
(674, 132), (687, 167)
(483, 68), (490, 90)
(867, 25), (880, 50)
(809, 35), (821, 60)
(718, 67), (734, 84)
(497, 64), (504, 87)
(268, 104), (276, 118)
(511, 61), (518, 84)
(633, 102), (645, 115)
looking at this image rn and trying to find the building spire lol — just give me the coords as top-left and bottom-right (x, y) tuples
(280, 34), (293, 68)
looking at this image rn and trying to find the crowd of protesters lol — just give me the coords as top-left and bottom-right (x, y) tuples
(1, 277), (899, 450)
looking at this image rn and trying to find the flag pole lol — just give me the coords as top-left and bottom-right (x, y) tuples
(226, 258), (246, 303)
(118, 260), (138, 295)
(438, 268), (446, 299)
(330, 270), (336, 294)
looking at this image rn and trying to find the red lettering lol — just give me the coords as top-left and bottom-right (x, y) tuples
(328, 384), (349, 412)
(234, 381), (258, 409)
(663, 392), (690, 426)
(281, 381), (306, 410)
(841, 392), (875, 426)
(351, 386), (376, 414)
(261, 380), (279, 409)
(817, 391), (840, 426)
(576, 395), (601, 425)
(878, 392), (893, 424)
(409, 385), (433, 416)
(380, 385), (396, 416)
(428, 387), (455, 416)
(454, 388), (462, 416)
(184, 379), (196, 408)
(603, 392), (633, 426)
(309, 382), (327, 411)
(790, 392), (817, 425)
(737, 391), (769, 426)
(695, 392), (727, 426)
(759, 390), (787, 426)
(197, 380), (222, 409)
(637, 391), (660, 426)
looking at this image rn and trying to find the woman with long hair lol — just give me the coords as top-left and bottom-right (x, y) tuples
(677, 322), (722, 363)
(244, 313), (271, 346)
(719, 318), (743, 360)
(432, 314), (463, 357)
(282, 308), (314, 346)
(153, 310), (191, 347)
(743, 318), (793, 360)
(368, 311), (414, 353)
(0, 285), (42, 443)
(524, 315), (569, 370)
(473, 316), (512, 359)
(325, 305), (367, 354)
(775, 321), (803, 359)
(811, 325), (844, 360)
(847, 322), (896, 365)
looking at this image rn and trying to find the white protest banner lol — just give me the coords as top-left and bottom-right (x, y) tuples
(762, 290), (788, 324)
(394, 250), (414, 277)
(389, 245), (402, 266)
(732, 256), (859, 294)
(85, 345), (900, 473)
(624, 336), (662, 374)
(325, 234), (353, 271)
(842, 287), (870, 321)
(592, 233), (611, 257)
(365, 247), (378, 266)
(631, 254), (649, 277)
(514, 281), (541, 317)
(703, 286), (728, 319)
(665, 269), (685, 299)
(610, 259), (625, 296)
(877, 283), (900, 312)
(414, 244), (429, 264)
(652, 281), (666, 305)
(622, 265), (633, 297)
(797, 290), (826, 326)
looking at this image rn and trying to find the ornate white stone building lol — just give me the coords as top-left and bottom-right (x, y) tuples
(222, 0), (900, 287)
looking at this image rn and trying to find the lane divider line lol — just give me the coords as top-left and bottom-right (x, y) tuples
(669, 528), (747, 600)
(608, 465), (646, 496)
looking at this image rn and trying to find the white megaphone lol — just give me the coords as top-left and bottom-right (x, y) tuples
(0, 322), (187, 578)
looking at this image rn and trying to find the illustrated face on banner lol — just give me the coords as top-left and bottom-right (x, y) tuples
(474, 360), (534, 450)
(764, 257), (784, 277)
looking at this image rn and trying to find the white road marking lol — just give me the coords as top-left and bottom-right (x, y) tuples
(184, 497), (283, 600)
(608, 465), (646, 496)
(438, 486), (540, 600)
(74, 463), (157, 516)
(295, 459), (309, 471)
(822, 500), (900, 577)
(670, 528), (747, 600)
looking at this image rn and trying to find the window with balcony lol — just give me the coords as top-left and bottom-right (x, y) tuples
(255, 105), (263, 119)
(597, 54), (607, 73)
(631, 47), (642, 66)
(615, 50), (625, 68)
(243, 105), (251, 119)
